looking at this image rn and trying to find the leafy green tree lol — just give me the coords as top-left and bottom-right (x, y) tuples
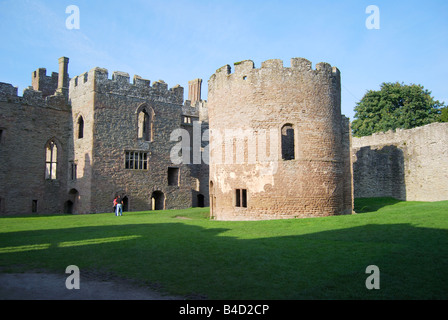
(352, 82), (445, 137)
(441, 107), (448, 122)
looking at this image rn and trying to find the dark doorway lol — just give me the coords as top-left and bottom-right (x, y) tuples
(67, 189), (79, 214)
(64, 200), (74, 214)
(151, 191), (165, 210)
(122, 196), (129, 212)
(197, 194), (205, 207)
(32, 200), (38, 213)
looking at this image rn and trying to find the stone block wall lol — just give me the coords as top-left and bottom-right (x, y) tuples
(207, 58), (353, 220)
(0, 83), (71, 215)
(69, 67), (194, 213)
(352, 122), (448, 201)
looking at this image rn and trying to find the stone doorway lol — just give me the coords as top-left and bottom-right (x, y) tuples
(65, 189), (79, 214)
(151, 191), (165, 210)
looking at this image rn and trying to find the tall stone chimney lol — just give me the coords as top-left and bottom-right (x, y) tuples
(57, 56), (69, 96)
(188, 78), (202, 103)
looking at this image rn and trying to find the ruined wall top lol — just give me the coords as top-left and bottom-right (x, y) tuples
(352, 122), (448, 149)
(69, 67), (184, 105)
(208, 57), (340, 90)
(0, 81), (69, 110)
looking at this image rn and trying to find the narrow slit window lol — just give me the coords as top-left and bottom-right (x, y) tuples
(77, 116), (84, 139)
(281, 124), (295, 160)
(70, 161), (77, 180)
(242, 189), (247, 208)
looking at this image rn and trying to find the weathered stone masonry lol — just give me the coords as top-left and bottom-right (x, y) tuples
(2, 55), (443, 218)
(0, 57), (209, 215)
(0, 70), (71, 215)
(208, 58), (353, 220)
(352, 122), (448, 202)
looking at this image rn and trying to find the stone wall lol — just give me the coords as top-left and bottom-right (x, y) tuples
(207, 58), (353, 220)
(0, 58), (209, 216)
(352, 122), (448, 201)
(69, 67), (195, 213)
(0, 83), (72, 215)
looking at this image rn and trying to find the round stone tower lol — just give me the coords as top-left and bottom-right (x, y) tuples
(207, 58), (353, 220)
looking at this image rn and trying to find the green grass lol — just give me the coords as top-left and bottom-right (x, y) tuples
(0, 198), (447, 299)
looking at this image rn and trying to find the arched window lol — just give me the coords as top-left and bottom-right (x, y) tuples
(45, 140), (58, 179)
(281, 124), (295, 160)
(138, 107), (154, 141)
(77, 116), (84, 139)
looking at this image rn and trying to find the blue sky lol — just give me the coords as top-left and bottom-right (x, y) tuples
(0, 0), (447, 120)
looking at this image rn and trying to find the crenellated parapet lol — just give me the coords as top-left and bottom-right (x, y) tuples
(69, 67), (184, 105)
(209, 57), (340, 95)
(0, 82), (69, 110)
(31, 68), (59, 97)
(208, 57), (342, 126)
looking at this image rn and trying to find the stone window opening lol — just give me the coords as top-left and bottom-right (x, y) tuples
(138, 107), (154, 142)
(125, 151), (148, 170)
(235, 189), (247, 208)
(183, 116), (192, 124)
(77, 116), (84, 139)
(45, 140), (58, 180)
(70, 161), (77, 180)
(168, 167), (180, 186)
(281, 124), (295, 160)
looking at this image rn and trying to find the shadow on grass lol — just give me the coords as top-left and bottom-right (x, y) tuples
(0, 219), (447, 300)
(354, 197), (403, 213)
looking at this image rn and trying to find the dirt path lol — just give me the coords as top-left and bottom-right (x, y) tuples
(0, 272), (184, 300)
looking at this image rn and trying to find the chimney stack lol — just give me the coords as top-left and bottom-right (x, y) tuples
(57, 57), (69, 96)
(188, 78), (202, 104)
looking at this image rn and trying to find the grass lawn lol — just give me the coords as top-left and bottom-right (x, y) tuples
(0, 197), (447, 299)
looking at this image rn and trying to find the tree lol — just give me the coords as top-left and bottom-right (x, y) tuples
(441, 107), (448, 122)
(352, 82), (445, 137)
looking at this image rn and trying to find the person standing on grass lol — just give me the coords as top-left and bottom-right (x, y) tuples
(116, 196), (123, 216)
(113, 196), (118, 213)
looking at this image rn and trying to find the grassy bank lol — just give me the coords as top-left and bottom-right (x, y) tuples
(0, 198), (447, 299)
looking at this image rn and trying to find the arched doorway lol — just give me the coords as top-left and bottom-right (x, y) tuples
(151, 191), (165, 211)
(65, 189), (79, 214)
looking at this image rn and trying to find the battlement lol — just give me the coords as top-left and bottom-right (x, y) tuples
(0, 81), (69, 110)
(209, 57), (340, 86)
(70, 67), (184, 105)
(31, 68), (59, 97)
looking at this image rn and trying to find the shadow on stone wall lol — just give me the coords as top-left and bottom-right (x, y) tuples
(353, 145), (406, 200)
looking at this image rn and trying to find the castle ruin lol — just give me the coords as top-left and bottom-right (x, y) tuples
(0, 57), (209, 214)
(207, 58), (353, 220)
(1, 56), (365, 219)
